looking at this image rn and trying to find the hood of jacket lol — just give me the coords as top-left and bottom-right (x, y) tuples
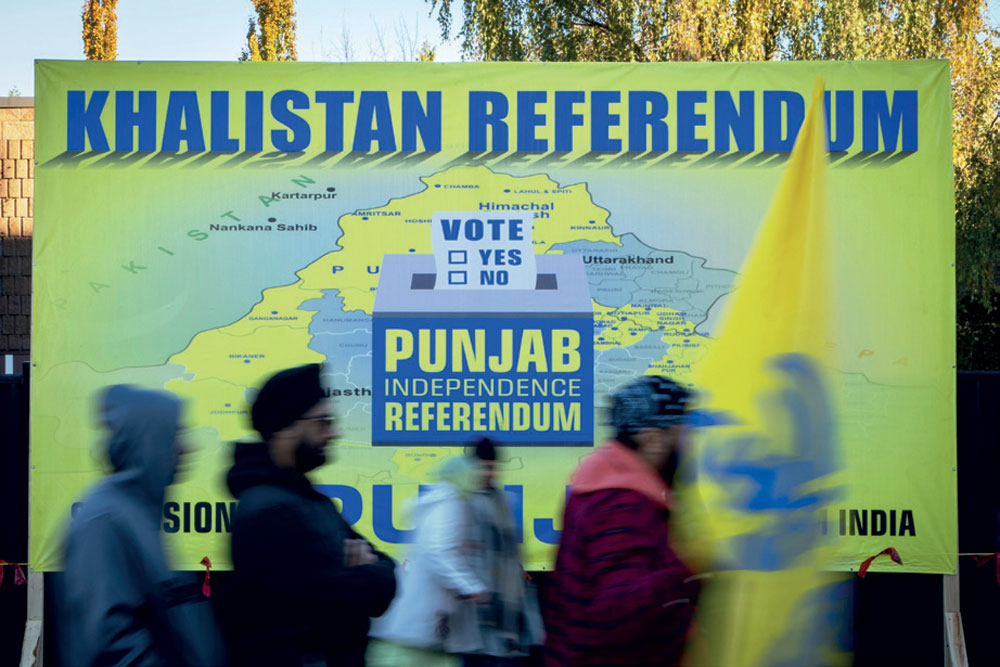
(570, 441), (672, 509)
(100, 384), (182, 509)
(226, 440), (313, 499)
(405, 479), (474, 530)
(405, 455), (480, 523)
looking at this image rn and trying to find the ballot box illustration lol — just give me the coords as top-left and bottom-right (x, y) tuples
(372, 244), (595, 447)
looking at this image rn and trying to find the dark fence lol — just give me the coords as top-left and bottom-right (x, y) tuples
(1, 369), (998, 665)
(0, 362), (29, 667)
(956, 372), (1000, 666)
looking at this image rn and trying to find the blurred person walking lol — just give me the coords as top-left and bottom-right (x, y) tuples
(463, 438), (544, 666)
(368, 455), (487, 667)
(543, 376), (700, 667)
(227, 364), (396, 667)
(62, 385), (224, 666)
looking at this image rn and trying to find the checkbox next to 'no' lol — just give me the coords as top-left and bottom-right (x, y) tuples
(448, 271), (468, 285)
(448, 250), (468, 264)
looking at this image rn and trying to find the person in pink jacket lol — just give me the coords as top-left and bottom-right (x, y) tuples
(544, 375), (701, 666)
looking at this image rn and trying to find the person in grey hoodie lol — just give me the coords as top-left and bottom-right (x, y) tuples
(62, 385), (224, 666)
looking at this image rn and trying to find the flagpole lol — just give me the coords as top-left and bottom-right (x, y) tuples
(943, 573), (967, 665)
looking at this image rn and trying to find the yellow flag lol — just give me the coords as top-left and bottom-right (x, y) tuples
(683, 76), (850, 666)
(698, 76), (829, 414)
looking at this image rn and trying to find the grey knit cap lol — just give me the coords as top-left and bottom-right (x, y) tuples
(609, 375), (692, 434)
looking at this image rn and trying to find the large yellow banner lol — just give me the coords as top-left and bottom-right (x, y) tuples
(31, 60), (955, 574)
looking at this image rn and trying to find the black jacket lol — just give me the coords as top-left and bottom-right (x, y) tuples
(226, 442), (396, 666)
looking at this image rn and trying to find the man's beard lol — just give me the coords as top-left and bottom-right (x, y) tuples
(294, 439), (328, 473)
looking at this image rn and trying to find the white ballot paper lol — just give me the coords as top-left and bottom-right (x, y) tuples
(430, 211), (538, 290)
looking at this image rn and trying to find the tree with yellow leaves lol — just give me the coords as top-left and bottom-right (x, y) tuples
(241, 0), (297, 61)
(428, 0), (1000, 368)
(82, 0), (118, 61)
(417, 40), (437, 62)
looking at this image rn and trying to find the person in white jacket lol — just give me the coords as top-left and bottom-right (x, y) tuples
(369, 455), (489, 666)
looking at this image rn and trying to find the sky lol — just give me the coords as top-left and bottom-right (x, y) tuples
(3, 0), (1000, 97)
(1, 0), (463, 96)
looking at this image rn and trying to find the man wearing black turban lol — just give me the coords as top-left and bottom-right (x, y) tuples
(226, 364), (397, 666)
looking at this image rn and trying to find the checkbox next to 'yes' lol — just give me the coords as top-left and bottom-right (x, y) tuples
(448, 250), (468, 264)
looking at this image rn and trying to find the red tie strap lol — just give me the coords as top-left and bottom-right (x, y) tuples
(973, 553), (1000, 584)
(0, 561), (26, 587)
(200, 556), (212, 597)
(858, 547), (903, 577)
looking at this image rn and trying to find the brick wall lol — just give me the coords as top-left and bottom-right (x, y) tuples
(0, 97), (33, 363)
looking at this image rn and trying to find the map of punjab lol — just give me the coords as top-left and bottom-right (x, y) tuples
(165, 165), (736, 449)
